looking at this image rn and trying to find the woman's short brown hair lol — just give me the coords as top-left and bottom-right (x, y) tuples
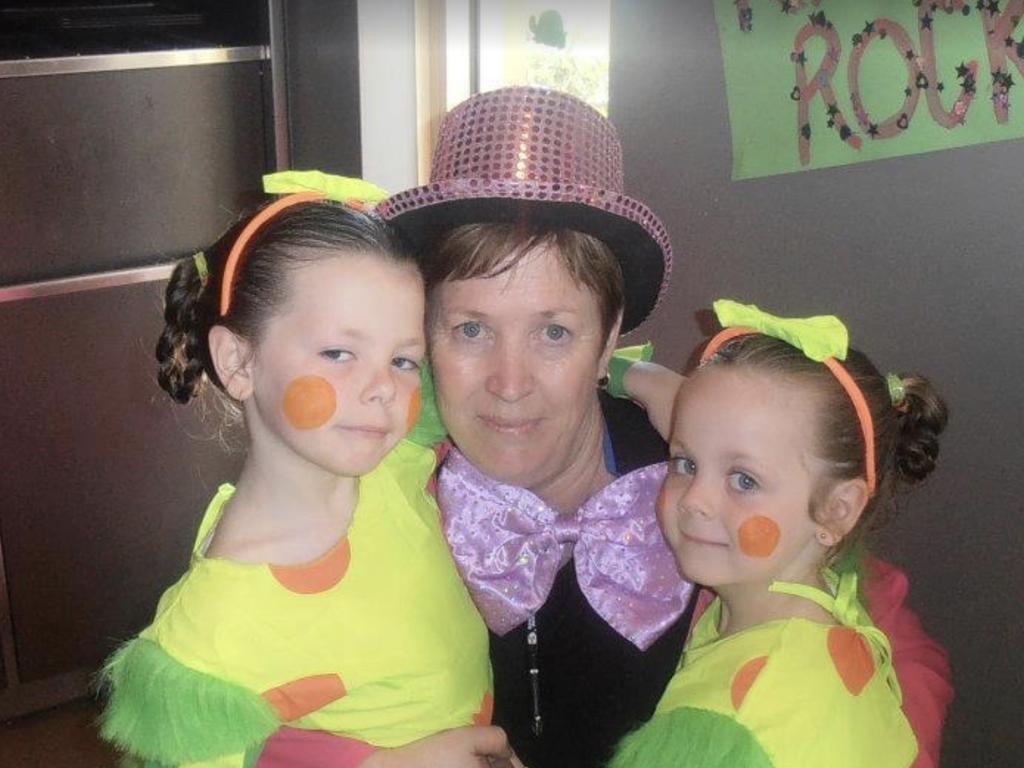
(423, 222), (625, 339)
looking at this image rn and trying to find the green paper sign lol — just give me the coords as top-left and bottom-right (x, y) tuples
(712, 0), (1024, 179)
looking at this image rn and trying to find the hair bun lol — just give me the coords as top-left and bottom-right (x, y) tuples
(893, 374), (948, 484)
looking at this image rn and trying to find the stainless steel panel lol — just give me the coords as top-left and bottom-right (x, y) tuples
(0, 46), (269, 79)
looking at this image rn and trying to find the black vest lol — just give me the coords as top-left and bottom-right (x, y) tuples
(489, 394), (696, 768)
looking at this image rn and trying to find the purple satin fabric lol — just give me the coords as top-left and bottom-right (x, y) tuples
(439, 448), (693, 650)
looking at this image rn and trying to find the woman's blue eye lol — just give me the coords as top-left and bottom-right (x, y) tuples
(544, 324), (569, 342)
(392, 356), (421, 372)
(671, 457), (697, 476)
(320, 349), (352, 362)
(729, 472), (759, 492)
(458, 321), (482, 339)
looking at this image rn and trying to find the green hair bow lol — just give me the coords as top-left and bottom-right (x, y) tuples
(262, 171), (388, 207)
(712, 299), (849, 363)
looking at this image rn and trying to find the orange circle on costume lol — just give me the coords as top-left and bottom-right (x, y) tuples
(283, 375), (337, 430)
(827, 626), (875, 696)
(473, 691), (494, 725)
(730, 655), (768, 710)
(737, 516), (781, 558)
(262, 673), (347, 721)
(406, 387), (422, 433)
(270, 538), (351, 594)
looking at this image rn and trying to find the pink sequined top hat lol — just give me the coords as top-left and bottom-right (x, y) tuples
(378, 86), (673, 332)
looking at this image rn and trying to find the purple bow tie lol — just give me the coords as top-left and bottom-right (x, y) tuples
(438, 449), (693, 650)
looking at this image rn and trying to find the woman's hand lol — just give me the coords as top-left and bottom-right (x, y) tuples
(363, 726), (522, 768)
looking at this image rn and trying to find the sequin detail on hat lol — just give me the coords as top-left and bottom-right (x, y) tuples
(378, 86), (673, 330)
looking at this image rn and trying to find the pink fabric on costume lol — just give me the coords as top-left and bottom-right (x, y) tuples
(255, 727), (377, 768)
(863, 557), (953, 768)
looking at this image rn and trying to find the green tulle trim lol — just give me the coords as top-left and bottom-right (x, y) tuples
(407, 363), (448, 447)
(609, 707), (774, 768)
(99, 637), (279, 765)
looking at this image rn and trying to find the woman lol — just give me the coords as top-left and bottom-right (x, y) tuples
(379, 87), (952, 768)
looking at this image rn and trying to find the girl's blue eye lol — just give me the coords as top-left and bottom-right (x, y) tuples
(458, 321), (482, 339)
(671, 456), (697, 476)
(321, 349), (353, 362)
(729, 472), (759, 492)
(544, 324), (569, 342)
(392, 356), (421, 372)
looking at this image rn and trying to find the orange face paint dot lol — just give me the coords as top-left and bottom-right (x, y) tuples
(827, 626), (876, 696)
(737, 515), (781, 558)
(406, 387), (422, 434)
(262, 673), (347, 721)
(730, 655), (768, 710)
(269, 538), (351, 594)
(282, 375), (337, 430)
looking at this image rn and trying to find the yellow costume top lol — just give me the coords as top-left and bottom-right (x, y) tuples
(611, 572), (917, 768)
(102, 440), (491, 768)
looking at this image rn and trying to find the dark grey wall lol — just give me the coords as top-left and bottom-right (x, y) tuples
(609, 2), (1023, 767)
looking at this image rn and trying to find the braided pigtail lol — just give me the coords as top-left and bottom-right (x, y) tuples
(891, 373), (949, 485)
(155, 253), (221, 404)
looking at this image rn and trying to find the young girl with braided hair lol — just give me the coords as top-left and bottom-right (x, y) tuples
(100, 176), (513, 768)
(610, 300), (949, 768)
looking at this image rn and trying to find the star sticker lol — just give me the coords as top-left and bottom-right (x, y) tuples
(956, 62), (970, 78)
(975, 0), (985, 11)
(917, 72), (930, 89)
(906, 49), (916, 60)
(852, 32), (863, 46)
(938, 81), (945, 91)
(990, 1), (1001, 12)
(827, 103), (840, 117)
(863, 21), (875, 34)
(905, 86), (913, 96)
(921, 14), (933, 29)
(868, 123), (879, 136)
(781, 0), (792, 12)
(827, 118), (835, 128)
(839, 125), (852, 140)
(801, 123), (812, 139)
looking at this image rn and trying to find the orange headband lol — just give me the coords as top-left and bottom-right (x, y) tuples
(219, 192), (326, 316)
(701, 327), (877, 496)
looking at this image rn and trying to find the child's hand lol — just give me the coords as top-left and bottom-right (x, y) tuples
(364, 725), (519, 768)
(622, 361), (684, 442)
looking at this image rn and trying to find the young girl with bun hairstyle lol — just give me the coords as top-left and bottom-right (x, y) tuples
(611, 299), (949, 768)
(100, 174), (510, 768)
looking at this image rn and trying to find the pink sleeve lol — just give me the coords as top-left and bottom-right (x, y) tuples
(255, 727), (378, 768)
(863, 557), (954, 768)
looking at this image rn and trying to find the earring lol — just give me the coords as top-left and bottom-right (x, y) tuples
(816, 530), (832, 545)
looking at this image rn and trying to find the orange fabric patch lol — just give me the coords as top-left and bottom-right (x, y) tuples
(283, 375), (337, 430)
(263, 674), (347, 721)
(730, 655), (769, 710)
(269, 538), (351, 594)
(406, 387), (422, 433)
(473, 692), (495, 725)
(828, 626), (876, 696)
(737, 515), (780, 558)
